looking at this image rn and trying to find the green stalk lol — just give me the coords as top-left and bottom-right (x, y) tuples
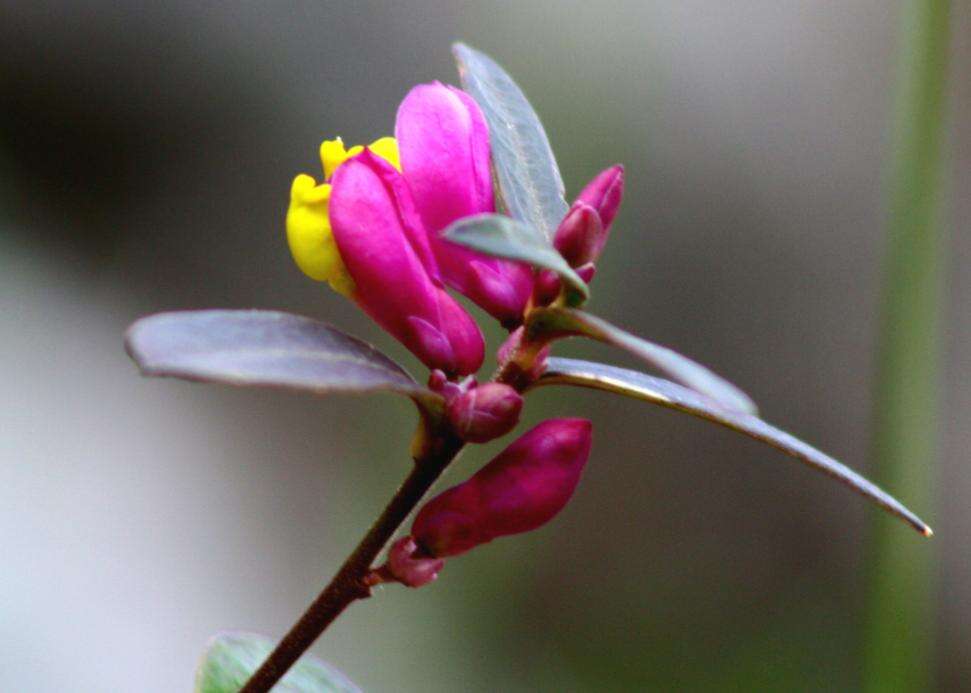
(864, 1), (950, 691)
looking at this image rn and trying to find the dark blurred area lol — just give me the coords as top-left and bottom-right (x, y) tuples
(1, 2), (968, 690)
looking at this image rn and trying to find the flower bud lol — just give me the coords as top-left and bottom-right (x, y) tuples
(387, 536), (444, 588)
(446, 382), (523, 443)
(540, 165), (622, 303)
(412, 419), (593, 557)
(577, 164), (624, 233)
(553, 202), (604, 268)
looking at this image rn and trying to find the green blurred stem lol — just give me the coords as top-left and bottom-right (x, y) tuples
(865, 0), (950, 691)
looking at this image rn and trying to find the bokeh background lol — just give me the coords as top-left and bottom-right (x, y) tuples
(1, 1), (968, 690)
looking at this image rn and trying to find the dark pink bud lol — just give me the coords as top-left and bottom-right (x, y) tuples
(577, 164), (624, 232)
(387, 536), (444, 588)
(446, 382), (523, 443)
(412, 419), (593, 557)
(553, 202), (604, 268)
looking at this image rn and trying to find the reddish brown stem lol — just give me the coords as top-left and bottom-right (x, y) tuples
(240, 431), (463, 692)
(241, 339), (544, 692)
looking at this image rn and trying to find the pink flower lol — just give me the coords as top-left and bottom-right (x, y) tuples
(412, 418), (592, 557)
(328, 150), (484, 375)
(397, 83), (534, 327)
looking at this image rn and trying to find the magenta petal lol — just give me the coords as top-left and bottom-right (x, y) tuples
(396, 83), (493, 232)
(467, 260), (533, 326)
(433, 291), (486, 375)
(329, 151), (484, 374)
(445, 85), (494, 211)
(406, 316), (457, 372)
(366, 146), (442, 285)
(397, 82), (532, 324)
(437, 243), (533, 326)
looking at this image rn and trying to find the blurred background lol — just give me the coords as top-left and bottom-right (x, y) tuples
(1, 1), (967, 690)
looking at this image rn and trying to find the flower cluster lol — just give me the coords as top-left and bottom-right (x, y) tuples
(127, 43), (930, 689)
(286, 82), (623, 585)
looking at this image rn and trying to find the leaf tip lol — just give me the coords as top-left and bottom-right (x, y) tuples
(123, 318), (150, 370)
(451, 42), (474, 72)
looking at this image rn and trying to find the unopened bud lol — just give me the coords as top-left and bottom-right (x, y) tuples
(553, 202), (604, 268)
(577, 164), (624, 232)
(387, 536), (444, 588)
(545, 165), (623, 298)
(412, 419), (593, 557)
(446, 382), (523, 443)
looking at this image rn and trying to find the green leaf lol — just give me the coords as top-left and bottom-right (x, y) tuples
(443, 213), (589, 300)
(125, 309), (441, 410)
(195, 631), (360, 693)
(453, 43), (569, 239)
(527, 307), (758, 415)
(535, 357), (931, 536)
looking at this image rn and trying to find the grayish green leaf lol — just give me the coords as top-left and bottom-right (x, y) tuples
(535, 357), (931, 536)
(527, 307), (757, 415)
(453, 43), (569, 239)
(195, 631), (360, 693)
(444, 213), (589, 299)
(126, 310), (440, 409)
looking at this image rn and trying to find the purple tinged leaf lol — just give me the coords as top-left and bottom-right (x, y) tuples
(453, 43), (568, 239)
(443, 213), (589, 300)
(527, 307), (757, 415)
(534, 357), (932, 537)
(125, 310), (441, 410)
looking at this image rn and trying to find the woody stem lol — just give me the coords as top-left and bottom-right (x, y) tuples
(239, 430), (463, 692)
(240, 330), (545, 692)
